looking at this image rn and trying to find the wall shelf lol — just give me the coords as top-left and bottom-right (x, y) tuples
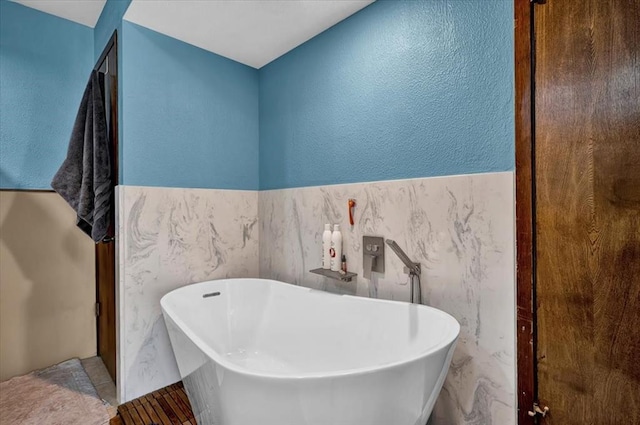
(309, 268), (357, 282)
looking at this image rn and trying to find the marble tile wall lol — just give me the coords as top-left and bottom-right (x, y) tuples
(116, 186), (259, 402)
(115, 172), (515, 425)
(259, 172), (516, 425)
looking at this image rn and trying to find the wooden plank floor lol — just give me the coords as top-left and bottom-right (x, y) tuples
(110, 381), (196, 425)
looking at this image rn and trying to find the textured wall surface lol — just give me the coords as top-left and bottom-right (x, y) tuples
(117, 185), (259, 402)
(259, 0), (514, 190)
(0, 191), (96, 381)
(121, 22), (260, 190)
(0, 0), (93, 189)
(259, 172), (516, 425)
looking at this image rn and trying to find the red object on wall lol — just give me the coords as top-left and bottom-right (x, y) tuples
(348, 199), (356, 226)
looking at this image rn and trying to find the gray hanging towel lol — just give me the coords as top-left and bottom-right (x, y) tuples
(52, 70), (111, 242)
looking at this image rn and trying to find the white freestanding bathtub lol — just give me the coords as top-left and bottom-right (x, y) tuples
(161, 278), (459, 425)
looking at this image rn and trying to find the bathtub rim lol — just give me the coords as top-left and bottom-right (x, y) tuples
(161, 278), (460, 380)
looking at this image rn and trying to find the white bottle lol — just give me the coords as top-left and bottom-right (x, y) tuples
(330, 224), (342, 271)
(322, 224), (332, 269)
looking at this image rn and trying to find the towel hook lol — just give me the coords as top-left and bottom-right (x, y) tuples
(348, 199), (356, 226)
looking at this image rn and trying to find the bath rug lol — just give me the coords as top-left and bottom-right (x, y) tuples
(0, 358), (110, 425)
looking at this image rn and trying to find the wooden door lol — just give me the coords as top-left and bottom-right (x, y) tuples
(534, 0), (640, 423)
(95, 32), (118, 383)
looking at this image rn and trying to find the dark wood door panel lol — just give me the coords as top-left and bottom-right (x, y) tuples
(534, 0), (640, 424)
(96, 240), (116, 382)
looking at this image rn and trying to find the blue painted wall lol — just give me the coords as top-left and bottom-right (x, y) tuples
(259, 0), (514, 190)
(0, 0), (93, 189)
(2, 0), (513, 191)
(121, 22), (259, 189)
(94, 0), (131, 61)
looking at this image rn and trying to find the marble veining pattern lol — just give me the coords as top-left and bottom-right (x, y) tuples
(259, 172), (516, 425)
(117, 185), (259, 402)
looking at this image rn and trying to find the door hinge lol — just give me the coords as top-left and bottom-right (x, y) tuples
(95, 302), (100, 317)
(528, 403), (550, 418)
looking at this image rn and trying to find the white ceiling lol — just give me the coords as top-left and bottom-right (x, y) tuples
(123, 0), (375, 69)
(13, 0), (107, 28)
